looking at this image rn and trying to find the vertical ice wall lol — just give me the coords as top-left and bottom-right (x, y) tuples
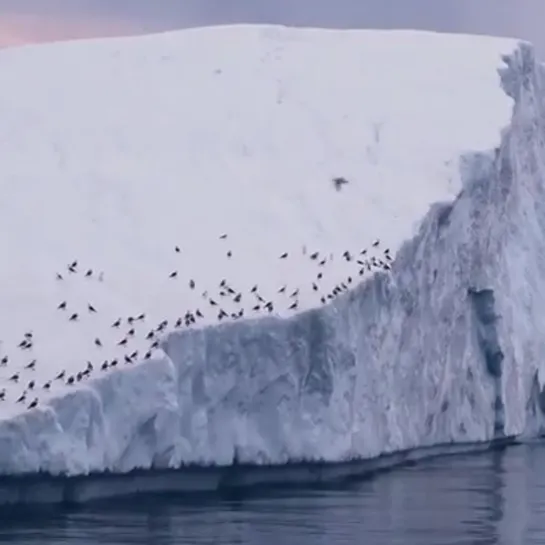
(487, 44), (545, 437)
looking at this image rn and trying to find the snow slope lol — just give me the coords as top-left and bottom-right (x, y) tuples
(0, 24), (541, 477)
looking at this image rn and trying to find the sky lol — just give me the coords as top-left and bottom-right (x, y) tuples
(0, 0), (543, 59)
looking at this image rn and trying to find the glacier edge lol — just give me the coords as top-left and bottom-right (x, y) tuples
(0, 42), (543, 478)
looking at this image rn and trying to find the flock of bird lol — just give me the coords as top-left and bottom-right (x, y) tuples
(0, 234), (393, 414)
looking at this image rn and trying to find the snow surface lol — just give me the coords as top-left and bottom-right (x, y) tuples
(0, 24), (540, 477)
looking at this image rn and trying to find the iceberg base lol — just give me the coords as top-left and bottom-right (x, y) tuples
(0, 437), (518, 506)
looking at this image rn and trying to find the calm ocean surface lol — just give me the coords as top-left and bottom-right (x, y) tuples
(2, 444), (545, 544)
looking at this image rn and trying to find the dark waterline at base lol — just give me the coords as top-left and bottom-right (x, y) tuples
(0, 437), (516, 505)
(2, 443), (545, 544)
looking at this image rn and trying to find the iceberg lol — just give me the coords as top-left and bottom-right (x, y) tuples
(0, 25), (542, 502)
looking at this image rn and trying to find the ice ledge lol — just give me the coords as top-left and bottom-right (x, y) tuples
(0, 41), (543, 478)
(0, 438), (517, 505)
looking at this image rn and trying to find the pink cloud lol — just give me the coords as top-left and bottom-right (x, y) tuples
(0, 12), (145, 48)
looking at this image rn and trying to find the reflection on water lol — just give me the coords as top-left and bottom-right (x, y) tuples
(1, 444), (545, 544)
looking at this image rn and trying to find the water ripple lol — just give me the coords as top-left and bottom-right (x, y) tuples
(1, 444), (545, 544)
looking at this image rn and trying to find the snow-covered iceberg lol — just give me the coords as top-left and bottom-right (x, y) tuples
(0, 25), (542, 496)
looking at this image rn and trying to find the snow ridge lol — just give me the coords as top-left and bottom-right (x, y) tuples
(0, 32), (543, 477)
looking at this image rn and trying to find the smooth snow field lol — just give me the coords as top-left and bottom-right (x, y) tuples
(0, 24), (543, 492)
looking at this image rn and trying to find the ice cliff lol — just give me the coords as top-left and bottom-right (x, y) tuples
(0, 29), (543, 479)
